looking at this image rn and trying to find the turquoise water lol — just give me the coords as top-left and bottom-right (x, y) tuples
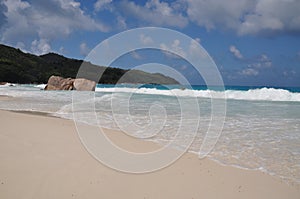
(0, 83), (299, 185)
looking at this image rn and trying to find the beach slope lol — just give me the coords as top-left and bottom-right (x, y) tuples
(0, 109), (299, 199)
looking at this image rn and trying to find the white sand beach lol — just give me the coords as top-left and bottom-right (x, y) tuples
(0, 107), (299, 199)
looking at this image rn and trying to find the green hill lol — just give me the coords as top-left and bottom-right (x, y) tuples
(0, 44), (179, 84)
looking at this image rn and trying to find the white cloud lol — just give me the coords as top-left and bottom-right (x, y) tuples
(131, 51), (142, 60)
(239, 54), (272, 76)
(145, 0), (172, 16)
(6, 0), (30, 10)
(238, 0), (300, 35)
(31, 39), (51, 55)
(59, 46), (67, 54)
(1, 0), (109, 53)
(187, 0), (253, 31)
(189, 37), (207, 59)
(241, 68), (259, 76)
(240, 53), (272, 77)
(94, 0), (113, 11)
(249, 54), (272, 68)
(16, 42), (26, 51)
(260, 54), (268, 61)
(160, 37), (206, 60)
(194, 38), (201, 43)
(260, 54), (272, 67)
(186, 0), (300, 35)
(0, 1), (6, 27)
(229, 45), (243, 59)
(1, 0), (33, 43)
(119, 0), (188, 28)
(160, 39), (186, 58)
(139, 34), (153, 45)
(117, 16), (127, 29)
(180, 65), (187, 70)
(170, 39), (185, 57)
(80, 42), (90, 56)
(283, 70), (296, 77)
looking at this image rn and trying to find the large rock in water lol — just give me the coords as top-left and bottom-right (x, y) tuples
(45, 75), (96, 91)
(45, 76), (74, 90)
(73, 78), (96, 91)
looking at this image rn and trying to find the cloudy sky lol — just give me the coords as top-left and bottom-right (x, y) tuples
(0, 0), (300, 86)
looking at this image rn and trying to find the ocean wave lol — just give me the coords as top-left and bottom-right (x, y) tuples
(95, 87), (300, 102)
(34, 84), (47, 89)
(1, 84), (299, 102)
(0, 83), (17, 87)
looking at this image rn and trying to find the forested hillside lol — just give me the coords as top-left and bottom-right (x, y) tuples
(0, 44), (178, 84)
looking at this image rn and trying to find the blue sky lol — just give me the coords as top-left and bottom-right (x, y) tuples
(0, 0), (300, 86)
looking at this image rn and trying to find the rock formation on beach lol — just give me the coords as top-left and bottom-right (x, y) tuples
(45, 75), (96, 91)
(73, 78), (97, 91)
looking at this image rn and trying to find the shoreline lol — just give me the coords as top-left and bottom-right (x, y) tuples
(0, 109), (299, 198)
(4, 108), (296, 185)
(0, 94), (299, 188)
(9, 110), (58, 118)
(0, 95), (13, 100)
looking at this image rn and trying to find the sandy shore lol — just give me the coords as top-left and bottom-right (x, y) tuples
(0, 109), (299, 199)
(0, 95), (13, 100)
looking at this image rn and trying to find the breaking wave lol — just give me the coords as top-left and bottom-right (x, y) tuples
(95, 87), (300, 102)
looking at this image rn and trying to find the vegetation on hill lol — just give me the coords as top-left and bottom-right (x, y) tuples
(0, 44), (178, 84)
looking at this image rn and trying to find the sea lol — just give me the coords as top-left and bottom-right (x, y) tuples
(0, 83), (299, 186)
